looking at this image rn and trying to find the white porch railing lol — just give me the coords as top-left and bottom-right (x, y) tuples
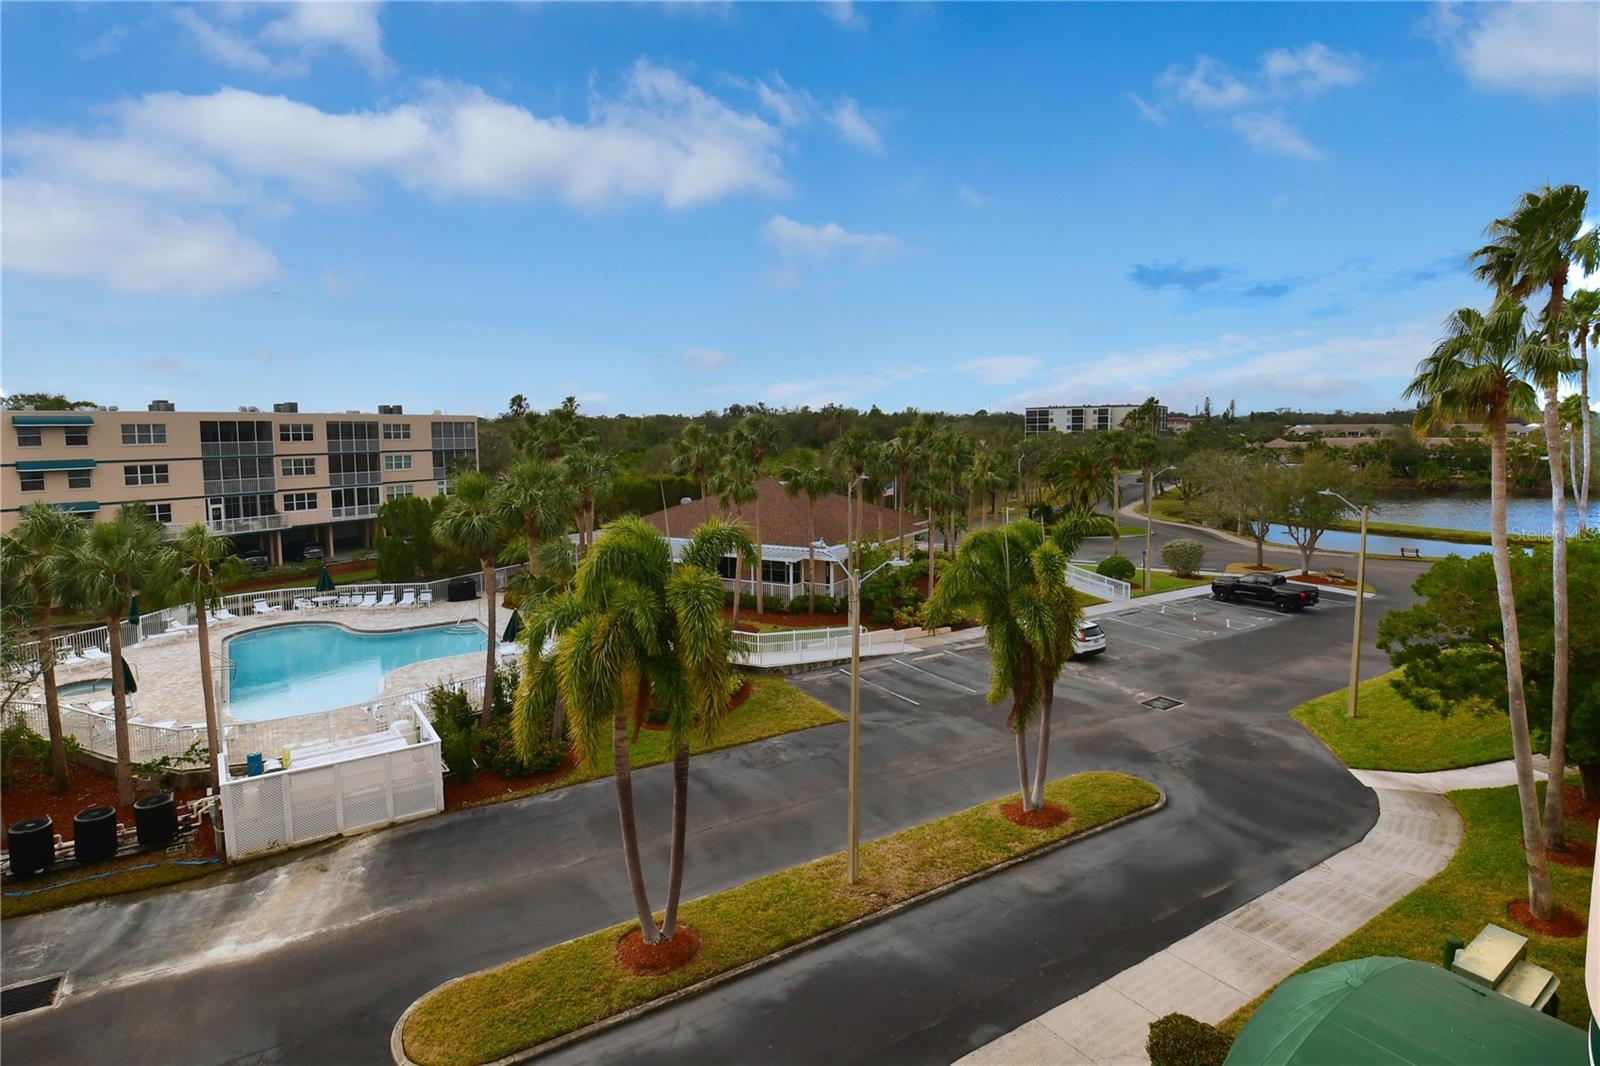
(5, 698), (207, 763)
(1066, 562), (1131, 601)
(732, 625), (908, 667)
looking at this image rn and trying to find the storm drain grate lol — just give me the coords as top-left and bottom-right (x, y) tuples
(2, 975), (63, 1017)
(1141, 695), (1185, 711)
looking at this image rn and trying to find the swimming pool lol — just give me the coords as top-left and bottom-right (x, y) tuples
(225, 622), (486, 721)
(59, 677), (113, 698)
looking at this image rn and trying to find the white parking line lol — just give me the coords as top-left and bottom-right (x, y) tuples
(886, 657), (978, 693)
(837, 668), (921, 705)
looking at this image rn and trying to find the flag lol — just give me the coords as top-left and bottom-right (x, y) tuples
(883, 480), (896, 498)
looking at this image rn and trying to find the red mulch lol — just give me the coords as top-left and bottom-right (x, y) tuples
(1001, 801), (1070, 828)
(1545, 840), (1596, 868)
(442, 751), (579, 811)
(1507, 900), (1586, 938)
(1561, 784), (1600, 825)
(1297, 573), (1359, 588)
(616, 925), (701, 975)
(725, 606), (851, 628)
(224, 559), (372, 594)
(1, 757), (205, 847)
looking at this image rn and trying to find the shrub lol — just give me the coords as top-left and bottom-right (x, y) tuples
(1147, 1014), (1231, 1066)
(1160, 539), (1205, 578)
(1095, 554), (1136, 582)
(427, 684), (479, 782)
(1, 715), (49, 787)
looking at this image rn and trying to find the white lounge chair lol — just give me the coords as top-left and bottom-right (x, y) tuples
(497, 642), (520, 658)
(81, 646), (111, 662)
(337, 592), (355, 608)
(397, 589), (416, 608)
(216, 608), (238, 621)
(375, 590), (396, 609)
(419, 588), (434, 606)
(292, 597), (315, 611)
(252, 600), (282, 615)
(357, 592), (379, 609)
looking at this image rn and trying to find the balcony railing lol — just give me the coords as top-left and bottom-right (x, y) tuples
(207, 513), (288, 534)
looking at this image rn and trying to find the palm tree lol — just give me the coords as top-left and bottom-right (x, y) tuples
(1096, 430), (1131, 554)
(881, 428), (917, 557)
(2, 505), (88, 791)
(516, 516), (746, 946)
(671, 422), (722, 502)
(564, 444), (617, 559)
(1130, 432), (1164, 589)
(522, 395), (586, 461)
(1563, 288), (1598, 530)
(1406, 302), (1555, 917)
(163, 524), (243, 797)
(1052, 447), (1113, 513)
(1471, 185), (1598, 852)
(965, 452), (1004, 528)
(928, 520), (1079, 811)
(493, 459), (577, 589)
(736, 413), (780, 613)
(433, 472), (511, 728)
(778, 462), (837, 611)
(71, 508), (173, 805)
(707, 455), (759, 624)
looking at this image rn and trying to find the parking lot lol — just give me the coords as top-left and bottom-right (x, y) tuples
(1087, 592), (1352, 654)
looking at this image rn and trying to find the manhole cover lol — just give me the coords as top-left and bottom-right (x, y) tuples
(1141, 695), (1184, 711)
(1, 975), (63, 1017)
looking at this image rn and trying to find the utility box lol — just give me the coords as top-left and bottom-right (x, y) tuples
(446, 577), (477, 602)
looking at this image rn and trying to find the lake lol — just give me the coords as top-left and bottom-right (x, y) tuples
(1366, 491), (1598, 539)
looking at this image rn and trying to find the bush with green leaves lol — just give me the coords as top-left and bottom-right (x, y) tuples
(427, 684), (479, 782)
(1146, 1014), (1231, 1066)
(1160, 538), (1205, 578)
(430, 661), (567, 782)
(1095, 554), (1137, 582)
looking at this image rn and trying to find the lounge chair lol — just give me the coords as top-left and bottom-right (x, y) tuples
(216, 608), (238, 621)
(292, 597), (316, 611)
(337, 592), (355, 608)
(498, 642), (521, 658)
(81, 646), (111, 662)
(397, 588), (416, 608)
(419, 588), (434, 606)
(356, 592), (378, 609)
(252, 600), (281, 615)
(375, 590), (396, 609)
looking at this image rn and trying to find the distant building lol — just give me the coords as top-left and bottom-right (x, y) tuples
(1024, 402), (1168, 436)
(1165, 415), (1196, 434)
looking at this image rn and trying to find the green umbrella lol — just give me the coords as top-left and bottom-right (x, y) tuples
(127, 594), (140, 626)
(121, 657), (138, 695)
(315, 565), (336, 593)
(502, 609), (522, 644)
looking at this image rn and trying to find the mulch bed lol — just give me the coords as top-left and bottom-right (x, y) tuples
(1, 758), (205, 847)
(224, 560), (374, 595)
(1561, 784), (1600, 825)
(1296, 573), (1359, 588)
(616, 925), (701, 975)
(1507, 900), (1585, 938)
(726, 607), (851, 629)
(1545, 839), (1596, 868)
(442, 752), (579, 811)
(1001, 801), (1070, 828)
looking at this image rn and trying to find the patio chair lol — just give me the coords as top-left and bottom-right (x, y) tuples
(375, 590), (396, 609)
(252, 600), (281, 615)
(397, 588), (416, 608)
(81, 646), (111, 662)
(292, 597), (316, 611)
(419, 587), (434, 606)
(337, 592), (355, 608)
(216, 607), (239, 620)
(356, 592), (379, 609)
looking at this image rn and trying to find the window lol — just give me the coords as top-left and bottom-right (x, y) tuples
(19, 471), (44, 492)
(279, 423), (314, 442)
(281, 457), (316, 478)
(124, 463), (170, 486)
(65, 428), (89, 447)
(385, 484), (415, 501)
(327, 420), (379, 452)
(331, 486), (379, 516)
(15, 427), (41, 447)
(283, 492), (319, 512)
(383, 453), (412, 471)
(761, 559), (795, 584)
(145, 503), (173, 524)
(382, 423), (411, 440)
(67, 469), (92, 490)
(122, 423), (167, 445)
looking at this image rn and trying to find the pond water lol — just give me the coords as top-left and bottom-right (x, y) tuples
(1366, 492), (1598, 538)
(1263, 525), (1496, 559)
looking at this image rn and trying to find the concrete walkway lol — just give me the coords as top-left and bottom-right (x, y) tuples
(957, 758), (1542, 1066)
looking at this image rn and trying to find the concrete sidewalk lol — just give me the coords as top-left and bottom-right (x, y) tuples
(956, 759), (1539, 1066)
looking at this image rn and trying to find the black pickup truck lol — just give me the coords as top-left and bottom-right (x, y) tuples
(1210, 573), (1321, 611)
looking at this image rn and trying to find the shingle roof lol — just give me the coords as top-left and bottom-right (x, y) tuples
(638, 476), (918, 548)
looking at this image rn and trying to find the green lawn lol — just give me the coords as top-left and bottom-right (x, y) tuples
(1291, 670), (1512, 772)
(1222, 782), (1593, 1036)
(2, 853), (223, 920)
(402, 772), (1162, 1066)
(1132, 572), (1210, 597)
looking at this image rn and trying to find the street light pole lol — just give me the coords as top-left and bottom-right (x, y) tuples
(1320, 489), (1369, 719)
(1143, 465), (1176, 592)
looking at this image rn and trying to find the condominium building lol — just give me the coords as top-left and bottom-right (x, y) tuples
(1023, 402), (1168, 436)
(1, 401), (478, 563)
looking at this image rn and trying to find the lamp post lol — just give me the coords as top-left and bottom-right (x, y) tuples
(815, 531), (909, 885)
(1143, 465), (1176, 591)
(1320, 488), (1369, 718)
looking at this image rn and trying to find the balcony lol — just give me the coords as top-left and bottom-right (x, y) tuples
(206, 513), (288, 535)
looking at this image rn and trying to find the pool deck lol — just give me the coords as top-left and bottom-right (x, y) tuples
(52, 598), (501, 730)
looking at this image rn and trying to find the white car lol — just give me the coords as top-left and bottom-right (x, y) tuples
(1073, 621), (1107, 658)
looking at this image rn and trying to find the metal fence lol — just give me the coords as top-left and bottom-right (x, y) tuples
(731, 625), (908, 667)
(1066, 563), (1131, 601)
(6, 698), (207, 763)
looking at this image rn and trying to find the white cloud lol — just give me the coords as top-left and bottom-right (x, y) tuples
(762, 367), (928, 408)
(173, 8), (301, 77)
(173, 3), (391, 78)
(762, 215), (901, 261)
(754, 73), (812, 128)
(1434, 1), (1600, 96)
(827, 98), (883, 153)
(958, 356), (1042, 385)
(958, 184), (990, 207)
(0, 178), (278, 294)
(1259, 43), (1365, 97)
(749, 74), (884, 154)
(821, 1), (866, 31)
(79, 25), (128, 59)
(1157, 55), (1255, 111)
(1128, 93), (1167, 126)
(1228, 112), (1322, 161)
(260, 3), (391, 78)
(682, 346), (736, 371)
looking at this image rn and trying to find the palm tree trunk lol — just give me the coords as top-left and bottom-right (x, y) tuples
(1490, 419), (1556, 919)
(612, 702), (659, 944)
(660, 743), (691, 939)
(39, 606), (69, 792)
(807, 502), (817, 613)
(1540, 387), (1570, 851)
(1111, 476), (1122, 555)
(927, 506), (937, 590)
(195, 600), (222, 799)
(480, 558), (497, 728)
(108, 614), (134, 807)
(754, 499), (764, 615)
(550, 696), (565, 743)
(1030, 677), (1054, 809)
(1013, 725), (1033, 812)
(895, 469), (905, 559)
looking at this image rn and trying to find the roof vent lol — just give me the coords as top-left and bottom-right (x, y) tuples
(148, 400), (175, 412)
(238, 405), (260, 413)
(378, 404), (403, 415)
(273, 402), (299, 414)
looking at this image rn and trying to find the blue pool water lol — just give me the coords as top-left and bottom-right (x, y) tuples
(226, 623), (486, 720)
(59, 677), (113, 698)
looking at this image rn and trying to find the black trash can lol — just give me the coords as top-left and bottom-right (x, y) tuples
(446, 577), (477, 602)
(73, 805), (119, 865)
(7, 817), (55, 877)
(133, 792), (179, 850)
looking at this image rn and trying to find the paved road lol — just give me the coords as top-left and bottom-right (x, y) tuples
(2, 579), (1411, 1065)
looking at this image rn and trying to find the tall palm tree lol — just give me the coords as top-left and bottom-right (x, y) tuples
(433, 472), (511, 728)
(516, 516), (746, 945)
(964, 452), (1004, 528)
(1563, 288), (1598, 531)
(778, 462), (837, 611)
(1406, 301), (1554, 917)
(1130, 432), (1164, 589)
(928, 520), (1079, 811)
(1096, 430), (1131, 555)
(564, 444), (617, 559)
(1053, 447), (1113, 513)
(736, 413), (780, 613)
(671, 422), (722, 502)
(881, 428), (917, 557)
(163, 524), (242, 797)
(493, 459), (578, 589)
(71, 508), (173, 805)
(708, 455), (759, 624)
(522, 395), (586, 461)
(2, 505), (88, 791)
(1471, 185), (1598, 852)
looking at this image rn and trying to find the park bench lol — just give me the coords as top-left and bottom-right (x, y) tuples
(1399, 547), (1422, 559)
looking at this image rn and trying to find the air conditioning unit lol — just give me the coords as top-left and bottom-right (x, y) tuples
(148, 400), (175, 412)
(378, 404), (403, 415)
(238, 405), (261, 413)
(273, 402), (299, 413)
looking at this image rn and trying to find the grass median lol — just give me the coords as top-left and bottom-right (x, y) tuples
(401, 771), (1162, 1066)
(1291, 669), (1511, 772)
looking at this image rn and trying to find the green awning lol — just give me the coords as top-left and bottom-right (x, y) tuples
(11, 414), (94, 426)
(15, 459), (97, 471)
(1224, 957), (1584, 1065)
(48, 501), (100, 514)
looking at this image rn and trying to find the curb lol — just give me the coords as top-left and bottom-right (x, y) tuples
(390, 788), (1169, 1066)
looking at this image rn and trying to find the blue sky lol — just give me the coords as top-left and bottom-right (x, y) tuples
(3, 2), (1597, 418)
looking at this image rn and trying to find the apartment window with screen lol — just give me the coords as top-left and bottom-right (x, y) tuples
(65, 428), (90, 446)
(385, 484), (414, 501)
(281, 457), (317, 478)
(15, 427), (41, 447)
(124, 463), (170, 486)
(383, 453), (412, 471)
(283, 492), (318, 512)
(19, 471), (45, 492)
(122, 423), (167, 445)
(382, 423), (411, 440)
(279, 423), (314, 442)
(145, 503), (173, 524)
(67, 469), (92, 489)
(331, 486), (380, 514)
